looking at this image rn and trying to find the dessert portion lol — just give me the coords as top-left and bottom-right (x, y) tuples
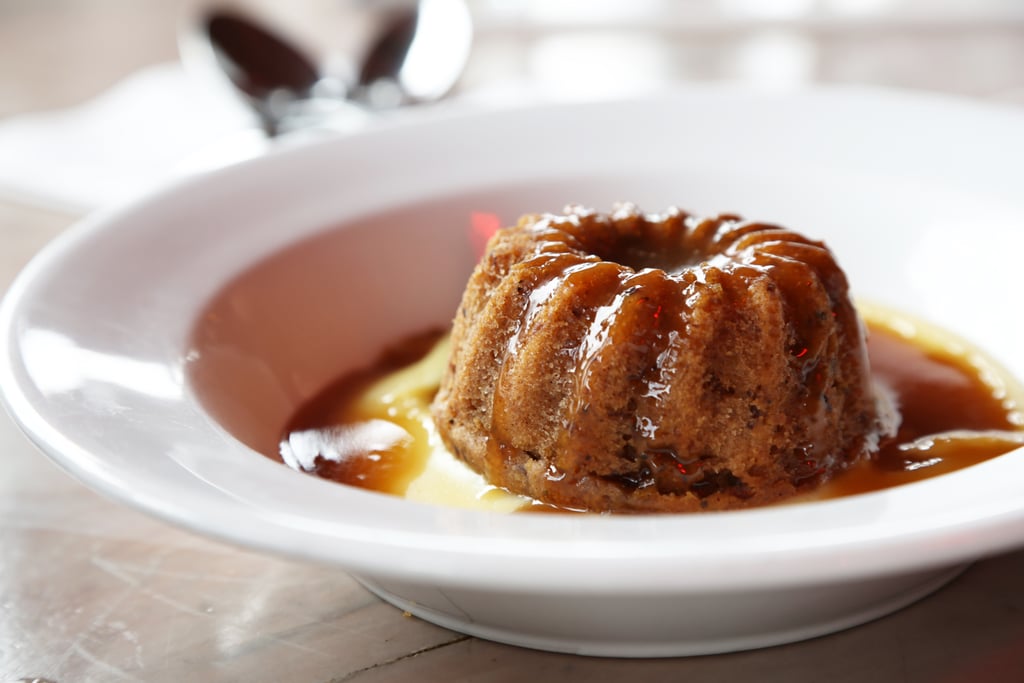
(278, 301), (1023, 512)
(431, 204), (894, 512)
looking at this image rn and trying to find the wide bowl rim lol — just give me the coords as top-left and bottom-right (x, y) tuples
(3, 84), (1024, 594)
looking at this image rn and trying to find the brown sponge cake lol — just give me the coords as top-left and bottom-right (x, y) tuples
(432, 204), (888, 512)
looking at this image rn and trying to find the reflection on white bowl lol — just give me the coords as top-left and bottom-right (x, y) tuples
(3, 86), (1024, 657)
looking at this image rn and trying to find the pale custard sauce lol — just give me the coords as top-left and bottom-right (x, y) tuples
(278, 305), (1024, 513)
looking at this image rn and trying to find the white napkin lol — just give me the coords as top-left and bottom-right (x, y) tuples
(0, 63), (258, 214)
(0, 61), (563, 217)
(0, 61), (537, 216)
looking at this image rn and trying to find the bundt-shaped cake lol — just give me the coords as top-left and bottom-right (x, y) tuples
(431, 204), (890, 512)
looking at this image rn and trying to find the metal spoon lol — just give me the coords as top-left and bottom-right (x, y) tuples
(197, 0), (472, 137)
(203, 10), (325, 136)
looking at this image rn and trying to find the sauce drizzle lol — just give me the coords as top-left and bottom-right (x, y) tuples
(278, 313), (1024, 511)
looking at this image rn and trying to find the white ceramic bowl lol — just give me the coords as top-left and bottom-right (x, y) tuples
(3, 87), (1024, 658)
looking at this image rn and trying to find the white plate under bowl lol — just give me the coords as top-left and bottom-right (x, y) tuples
(3, 87), (1024, 658)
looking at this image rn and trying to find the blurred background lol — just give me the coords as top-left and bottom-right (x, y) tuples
(1, 0), (1024, 212)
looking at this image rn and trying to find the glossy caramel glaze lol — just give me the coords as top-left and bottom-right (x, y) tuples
(432, 205), (887, 512)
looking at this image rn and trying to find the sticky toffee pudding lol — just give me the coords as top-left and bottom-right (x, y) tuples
(278, 308), (1023, 511)
(273, 206), (1023, 513)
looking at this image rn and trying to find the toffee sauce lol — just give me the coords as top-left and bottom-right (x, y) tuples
(279, 330), (444, 495)
(279, 323), (1023, 510)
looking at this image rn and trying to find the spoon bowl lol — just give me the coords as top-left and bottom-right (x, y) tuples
(181, 0), (472, 136)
